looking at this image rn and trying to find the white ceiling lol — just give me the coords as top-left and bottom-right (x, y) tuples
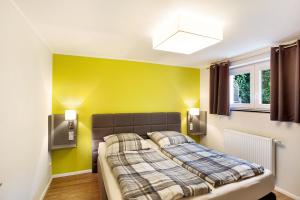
(14, 0), (300, 68)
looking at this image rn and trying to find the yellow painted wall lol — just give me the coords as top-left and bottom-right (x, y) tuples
(52, 54), (200, 174)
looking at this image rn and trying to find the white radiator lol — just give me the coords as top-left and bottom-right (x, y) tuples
(224, 129), (276, 174)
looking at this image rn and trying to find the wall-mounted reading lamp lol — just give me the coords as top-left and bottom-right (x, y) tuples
(65, 110), (77, 141)
(188, 108), (200, 131)
(187, 108), (207, 135)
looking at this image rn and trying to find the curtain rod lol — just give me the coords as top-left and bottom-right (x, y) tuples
(205, 39), (298, 69)
(206, 57), (270, 70)
(210, 60), (229, 65)
(275, 43), (297, 52)
(206, 60), (229, 69)
(206, 48), (270, 70)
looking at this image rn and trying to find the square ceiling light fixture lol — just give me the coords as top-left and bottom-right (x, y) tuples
(153, 15), (223, 54)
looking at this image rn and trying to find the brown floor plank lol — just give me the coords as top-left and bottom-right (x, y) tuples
(44, 173), (293, 200)
(274, 191), (294, 200)
(44, 173), (100, 200)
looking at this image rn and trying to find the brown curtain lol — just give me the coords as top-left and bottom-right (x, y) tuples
(209, 62), (230, 116)
(271, 40), (300, 123)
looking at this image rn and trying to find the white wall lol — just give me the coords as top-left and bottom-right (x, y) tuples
(0, 0), (52, 199)
(200, 68), (300, 198)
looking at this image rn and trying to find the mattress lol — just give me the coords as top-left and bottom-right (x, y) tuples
(98, 140), (275, 200)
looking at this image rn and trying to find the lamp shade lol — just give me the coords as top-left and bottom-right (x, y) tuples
(65, 110), (77, 120)
(189, 108), (200, 116)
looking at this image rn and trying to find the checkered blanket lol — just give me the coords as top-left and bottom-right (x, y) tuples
(161, 143), (264, 187)
(106, 149), (210, 200)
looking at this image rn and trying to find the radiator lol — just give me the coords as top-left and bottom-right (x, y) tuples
(224, 129), (276, 174)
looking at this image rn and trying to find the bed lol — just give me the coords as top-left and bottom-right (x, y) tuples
(92, 112), (275, 200)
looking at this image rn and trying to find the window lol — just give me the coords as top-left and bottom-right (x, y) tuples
(230, 61), (270, 111)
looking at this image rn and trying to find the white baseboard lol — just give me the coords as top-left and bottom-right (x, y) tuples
(39, 177), (52, 200)
(52, 169), (92, 178)
(275, 186), (300, 200)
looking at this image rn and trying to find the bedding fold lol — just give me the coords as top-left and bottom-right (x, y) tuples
(161, 143), (264, 187)
(106, 149), (210, 200)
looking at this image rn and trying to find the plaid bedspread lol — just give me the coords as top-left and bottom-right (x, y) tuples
(106, 149), (210, 200)
(161, 143), (264, 187)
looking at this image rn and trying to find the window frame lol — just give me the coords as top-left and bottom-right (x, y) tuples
(254, 62), (270, 110)
(229, 60), (270, 111)
(229, 65), (254, 109)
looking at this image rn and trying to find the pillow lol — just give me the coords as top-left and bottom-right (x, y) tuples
(147, 131), (195, 148)
(104, 133), (151, 155)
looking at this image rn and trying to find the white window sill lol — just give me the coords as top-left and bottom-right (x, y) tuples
(230, 108), (270, 113)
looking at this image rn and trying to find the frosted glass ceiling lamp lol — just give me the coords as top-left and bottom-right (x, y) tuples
(153, 15), (223, 54)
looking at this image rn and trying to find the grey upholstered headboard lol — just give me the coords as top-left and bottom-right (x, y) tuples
(91, 112), (181, 172)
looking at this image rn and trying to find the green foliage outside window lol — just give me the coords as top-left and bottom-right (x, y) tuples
(234, 73), (250, 103)
(261, 69), (270, 104)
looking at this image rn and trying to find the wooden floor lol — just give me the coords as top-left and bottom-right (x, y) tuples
(273, 191), (294, 200)
(44, 173), (293, 200)
(44, 173), (100, 200)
